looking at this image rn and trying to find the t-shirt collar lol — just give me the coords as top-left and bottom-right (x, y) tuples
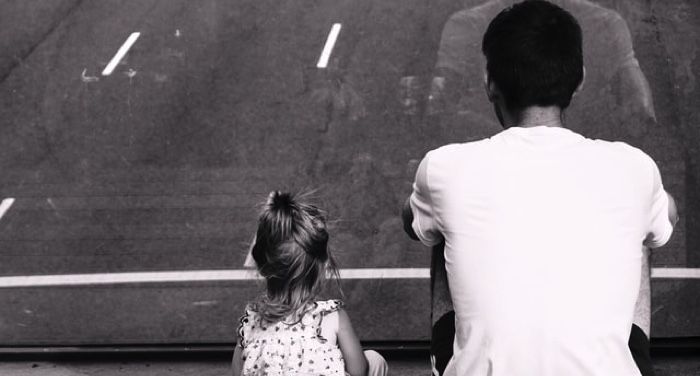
(496, 125), (586, 149)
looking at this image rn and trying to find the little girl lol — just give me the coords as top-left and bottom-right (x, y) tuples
(232, 191), (388, 376)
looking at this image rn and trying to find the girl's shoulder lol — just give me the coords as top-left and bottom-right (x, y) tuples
(236, 303), (269, 346)
(236, 303), (258, 347)
(238, 302), (258, 326)
(310, 300), (344, 345)
(312, 299), (344, 314)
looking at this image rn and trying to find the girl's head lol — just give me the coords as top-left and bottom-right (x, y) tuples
(251, 191), (339, 322)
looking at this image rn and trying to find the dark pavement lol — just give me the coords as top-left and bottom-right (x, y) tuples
(0, 0), (697, 346)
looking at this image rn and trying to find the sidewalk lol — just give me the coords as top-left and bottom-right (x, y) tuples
(0, 353), (435, 376)
(2, 353), (700, 376)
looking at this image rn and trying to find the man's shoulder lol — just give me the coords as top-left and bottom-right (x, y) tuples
(582, 139), (661, 184)
(589, 139), (654, 166)
(420, 140), (496, 181)
(427, 139), (494, 161)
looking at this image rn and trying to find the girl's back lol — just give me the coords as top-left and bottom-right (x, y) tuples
(238, 300), (344, 376)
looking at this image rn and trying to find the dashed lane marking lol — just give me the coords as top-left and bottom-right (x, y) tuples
(102, 32), (141, 76)
(317, 23), (341, 68)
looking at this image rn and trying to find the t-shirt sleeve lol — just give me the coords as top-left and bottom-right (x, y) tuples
(409, 154), (443, 246)
(645, 158), (673, 248)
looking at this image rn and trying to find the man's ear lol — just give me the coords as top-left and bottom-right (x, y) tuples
(573, 66), (586, 97)
(484, 71), (499, 102)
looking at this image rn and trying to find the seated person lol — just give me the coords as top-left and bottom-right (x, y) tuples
(402, 1), (678, 375)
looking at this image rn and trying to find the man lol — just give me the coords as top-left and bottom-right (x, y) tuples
(424, 1), (664, 375)
(402, 1), (678, 375)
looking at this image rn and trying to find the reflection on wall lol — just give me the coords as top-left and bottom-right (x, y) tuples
(425, 0), (688, 336)
(429, 0), (656, 138)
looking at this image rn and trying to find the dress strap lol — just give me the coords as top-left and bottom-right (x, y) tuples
(236, 304), (256, 348)
(314, 299), (343, 343)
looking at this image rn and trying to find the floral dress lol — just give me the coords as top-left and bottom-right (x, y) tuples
(237, 300), (345, 376)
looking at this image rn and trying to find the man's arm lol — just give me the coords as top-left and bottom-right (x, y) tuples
(403, 155), (443, 246)
(644, 193), (677, 248)
(402, 197), (419, 241)
(635, 192), (678, 337)
(667, 192), (679, 227)
(643, 154), (676, 249)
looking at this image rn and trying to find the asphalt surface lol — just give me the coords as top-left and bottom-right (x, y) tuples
(0, 0), (697, 346)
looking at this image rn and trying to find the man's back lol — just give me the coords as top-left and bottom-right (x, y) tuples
(410, 126), (672, 375)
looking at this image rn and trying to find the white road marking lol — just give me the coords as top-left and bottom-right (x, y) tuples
(80, 68), (99, 83)
(0, 268), (426, 288)
(0, 198), (15, 221)
(316, 23), (342, 68)
(0, 270), (256, 288)
(192, 300), (219, 306)
(341, 268), (429, 279)
(651, 267), (700, 279)
(0, 267), (697, 288)
(102, 32), (141, 76)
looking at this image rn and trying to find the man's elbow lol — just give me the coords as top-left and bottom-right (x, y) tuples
(401, 198), (420, 241)
(667, 192), (679, 227)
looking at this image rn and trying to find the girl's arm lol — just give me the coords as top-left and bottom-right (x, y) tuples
(337, 308), (368, 376)
(231, 345), (243, 376)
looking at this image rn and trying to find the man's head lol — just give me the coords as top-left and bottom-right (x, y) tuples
(482, 0), (583, 113)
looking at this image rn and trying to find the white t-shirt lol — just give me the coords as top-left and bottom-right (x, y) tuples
(410, 126), (672, 376)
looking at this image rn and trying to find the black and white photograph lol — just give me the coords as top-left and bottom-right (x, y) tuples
(0, 0), (698, 375)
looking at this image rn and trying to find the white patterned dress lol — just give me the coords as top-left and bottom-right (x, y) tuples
(237, 300), (345, 376)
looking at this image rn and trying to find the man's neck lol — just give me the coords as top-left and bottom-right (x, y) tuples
(515, 106), (564, 128)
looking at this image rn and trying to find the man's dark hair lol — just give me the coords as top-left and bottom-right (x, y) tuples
(482, 0), (583, 110)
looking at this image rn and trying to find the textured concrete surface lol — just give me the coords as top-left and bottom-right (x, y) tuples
(0, 0), (697, 345)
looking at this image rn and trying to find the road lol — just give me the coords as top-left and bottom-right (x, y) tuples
(0, 0), (697, 346)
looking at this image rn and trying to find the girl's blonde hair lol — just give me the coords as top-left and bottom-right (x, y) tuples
(250, 191), (340, 323)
